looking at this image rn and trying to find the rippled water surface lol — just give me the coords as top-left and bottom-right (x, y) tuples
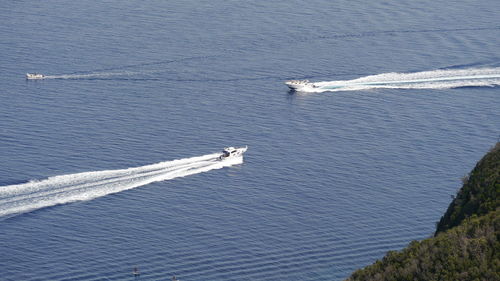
(1, 1), (499, 280)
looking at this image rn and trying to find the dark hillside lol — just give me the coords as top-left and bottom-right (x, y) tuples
(346, 143), (500, 281)
(435, 142), (500, 234)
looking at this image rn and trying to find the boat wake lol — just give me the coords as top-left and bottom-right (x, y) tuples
(301, 68), (500, 93)
(0, 153), (243, 217)
(28, 54), (224, 80)
(41, 70), (158, 80)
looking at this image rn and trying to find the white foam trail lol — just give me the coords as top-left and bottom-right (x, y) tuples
(0, 153), (243, 217)
(43, 70), (159, 79)
(304, 68), (500, 92)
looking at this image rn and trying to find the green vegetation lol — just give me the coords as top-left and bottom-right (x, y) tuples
(435, 142), (500, 234)
(346, 142), (500, 281)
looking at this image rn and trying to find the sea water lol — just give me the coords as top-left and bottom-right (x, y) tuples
(0, 1), (499, 280)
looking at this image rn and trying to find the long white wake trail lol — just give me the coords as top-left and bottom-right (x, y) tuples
(306, 67), (500, 92)
(0, 153), (243, 217)
(42, 70), (161, 79)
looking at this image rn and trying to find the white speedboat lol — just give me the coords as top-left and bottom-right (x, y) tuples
(26, 73), (45, 80)
(285, 79), (317, 91)
(218, 146), (248, 160)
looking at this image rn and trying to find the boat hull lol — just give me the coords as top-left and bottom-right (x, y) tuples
(285, 80), (316, 91)
(219, 146), (248, 160)
(26, 73), (45, 80)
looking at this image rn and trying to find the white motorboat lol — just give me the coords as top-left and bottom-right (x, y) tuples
(285, 79), (317, 91)
(218, 146), (248, 160)
(26, 73), (45, 80)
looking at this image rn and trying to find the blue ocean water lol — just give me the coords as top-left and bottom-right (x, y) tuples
(1, 0), (499, 280)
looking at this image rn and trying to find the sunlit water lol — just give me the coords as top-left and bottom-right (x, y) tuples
(1, 1), (499, 280)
